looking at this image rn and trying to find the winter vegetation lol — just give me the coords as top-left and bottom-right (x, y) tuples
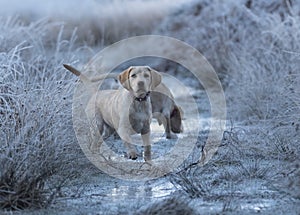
(0, 17), (90, 209)
(0, 0), (299, 214)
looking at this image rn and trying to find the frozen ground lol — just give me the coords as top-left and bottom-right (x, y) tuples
(1, 0), (299, 214)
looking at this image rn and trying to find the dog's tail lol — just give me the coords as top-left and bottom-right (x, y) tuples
(90, 73), (118, 82)
(63, 64), (118, 83)
(63, 64), (81, 76)
(63, 64), (92, 85)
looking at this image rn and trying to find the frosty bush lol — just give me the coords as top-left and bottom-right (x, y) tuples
(135, 196), (196, 215)
(0, 17), (86, 210)
(157, 4), (300, 202)
(157, 0), (300, 124)
(0, 0), (184, 46)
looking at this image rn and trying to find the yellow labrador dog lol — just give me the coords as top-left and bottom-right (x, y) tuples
(64, 64), (161, 161)
(88, 71), (183, 139)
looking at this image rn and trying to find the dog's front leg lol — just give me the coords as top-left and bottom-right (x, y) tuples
(118, 128), (137, 160)
(142, 132), (151, 161)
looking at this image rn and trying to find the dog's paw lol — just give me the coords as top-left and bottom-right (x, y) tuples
(166, 133), (177, 139)
(128, 151), (137, 160)
(144, 155), (151, 162)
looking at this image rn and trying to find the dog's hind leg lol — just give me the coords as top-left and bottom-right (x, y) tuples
(163, 114), (178, 139)
(102, 123), (115, 140)
(164, 115), (172, 139)
(85, 101), (104, 153)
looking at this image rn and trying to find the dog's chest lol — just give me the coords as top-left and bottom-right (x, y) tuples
(129, 101), (152, 134)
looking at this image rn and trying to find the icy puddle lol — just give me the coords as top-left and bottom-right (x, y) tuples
(109, 180), (175, 199)
(49, 173), (178, 215)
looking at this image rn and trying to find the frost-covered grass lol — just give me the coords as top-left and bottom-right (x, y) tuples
(135, 196), (196, 215)
(170, 124), (299, 213)
(158, 1), (300, 207)
(157, 0), (300, 122)
(157, 1), (299, 208)
(0, 0), (186, 45)
(0, 17), (92, 210)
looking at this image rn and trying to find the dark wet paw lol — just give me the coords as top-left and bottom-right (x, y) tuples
(128, 151), (138, 160)
(130, 156), (137, 160)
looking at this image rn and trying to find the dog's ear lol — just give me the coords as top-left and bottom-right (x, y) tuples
(149, 67), (162, 90)
(171, 105), (184, 133)
(118, 67), (133, 90)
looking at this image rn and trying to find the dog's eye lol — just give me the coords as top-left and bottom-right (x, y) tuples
(131, 74), (137, 78)
(144, 74), (150, 78)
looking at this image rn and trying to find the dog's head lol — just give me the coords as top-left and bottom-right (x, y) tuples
(170, 105), (184, 133)
(119, 66), (161, 98)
